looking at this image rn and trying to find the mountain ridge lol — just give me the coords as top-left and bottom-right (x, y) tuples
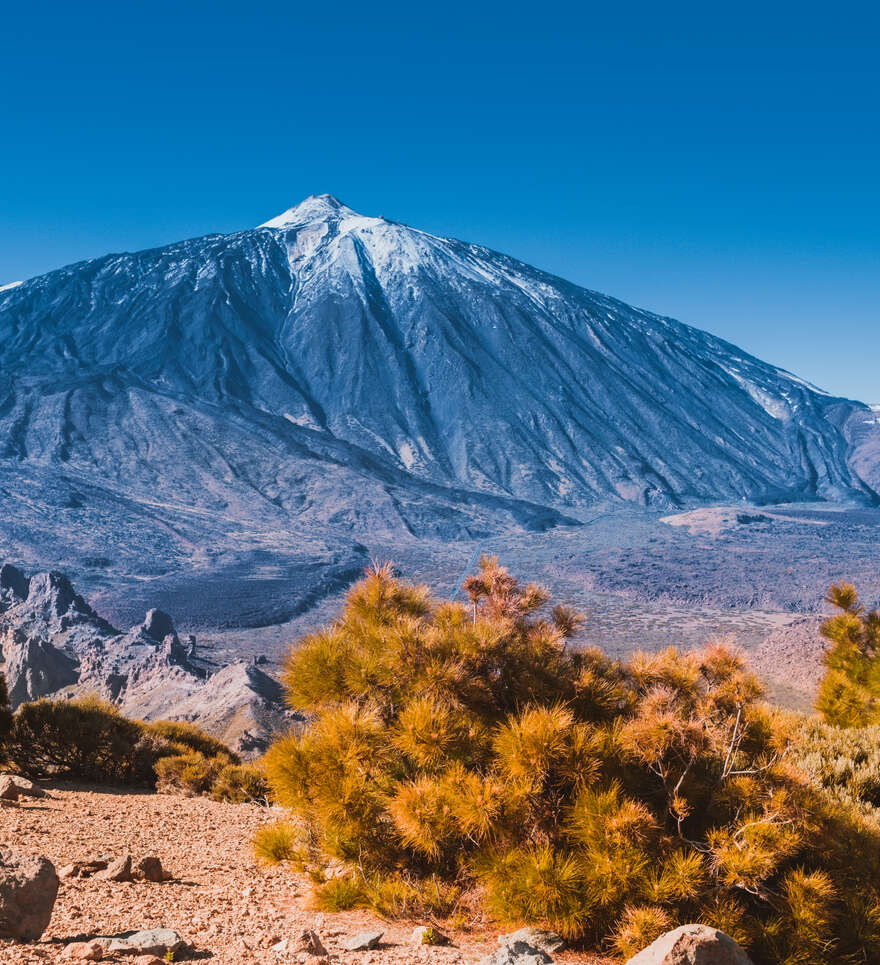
(0, 195), (877, 611)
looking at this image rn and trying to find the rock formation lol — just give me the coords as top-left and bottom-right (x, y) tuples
(0, 563), (293, 754)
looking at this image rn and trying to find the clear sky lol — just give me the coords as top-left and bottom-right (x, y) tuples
(2, 1), (878, 401)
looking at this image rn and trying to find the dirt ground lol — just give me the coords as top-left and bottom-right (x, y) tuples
(0, 783), (612, 965)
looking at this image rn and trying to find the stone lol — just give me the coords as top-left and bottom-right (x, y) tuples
(0, 776), (22, 802)
(342, 930), (384, 951)
(291, 928), (328, 955)
(61, 941), (104, 960)
(624, 924), (754, 965)
(142, 608), (176, 641)
(500, 929), (564, 955)
(60, 857), (109, 879)
(105, 927), (186, 956)
(99, 854), (133, 881)
(134, 855), (165, 881)
(411, 925), (450, 946)
(0, 850), (60, 940)
(132, 958), (166, 965)
(478, 939), (553, 965)
(0, 774), (46, 799)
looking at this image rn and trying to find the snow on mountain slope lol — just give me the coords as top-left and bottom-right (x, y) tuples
(0, 193), (875, 588)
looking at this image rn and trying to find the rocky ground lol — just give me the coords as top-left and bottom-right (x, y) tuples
(0, 783), (612, 965)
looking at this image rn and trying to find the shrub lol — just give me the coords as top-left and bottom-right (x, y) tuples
(816, 582), (880, 727)
(210, 763), (270, 803)
(5, 696), (158, 784)
(154, 749), (230, 795)
(263, 558), (880, 963)
(254, 821), (299, 863)
(145, 720), (240, 761)
(4, 693), (256, 802)
(789, 715), (880, 816)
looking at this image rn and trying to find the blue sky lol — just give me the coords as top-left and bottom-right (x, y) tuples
(2, 1), (878, 401)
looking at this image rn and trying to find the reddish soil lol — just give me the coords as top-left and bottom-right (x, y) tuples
(0, 784), (611, 965)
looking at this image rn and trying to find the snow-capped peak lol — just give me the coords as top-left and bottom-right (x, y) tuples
(258, 194), (357, 229)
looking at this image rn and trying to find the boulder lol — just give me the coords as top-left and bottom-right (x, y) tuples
(624, 924), (754, 965)
(141, 608), (176, 641)
(105, 928), (185, 956)
(0, 774), (46, 800)
(342, 929), (384, 951)
(500, 929), (564, 955)
(0, 850), (59, 940)
(133, 855), (165, 882)
(0, 776), (22, 802)
(478, 939), (553, 965)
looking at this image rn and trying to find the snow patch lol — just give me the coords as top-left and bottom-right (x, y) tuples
(0, 280), (23, 292)
(398, 441), (418, 469)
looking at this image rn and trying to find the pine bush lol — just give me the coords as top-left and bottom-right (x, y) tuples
(262, 558), (880, 963)
(6, 696), (157, 784)
(4, 693), (257, 800)
(816, 582), (880, 726)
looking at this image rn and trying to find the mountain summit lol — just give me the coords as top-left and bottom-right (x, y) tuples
(0, 196), (877, 592)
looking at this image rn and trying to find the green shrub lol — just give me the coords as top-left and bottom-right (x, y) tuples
(262, 558), (880, 964)
(816, 582), (880, 727)
(313, 876), (365, 911)
(154, 749), (230, 795)
(5, 696), (157, 784)
(254, 821), (299, 863)
(789, 715), (880, 816)
(145, 719), (240, 761)
(210, 763), (270, 803)
(4, 693), (254, 802)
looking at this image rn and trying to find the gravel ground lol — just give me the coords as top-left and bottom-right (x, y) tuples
(0, 784), (611, 965)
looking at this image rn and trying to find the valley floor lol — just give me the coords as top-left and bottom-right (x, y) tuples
(1, 784), (611, 965)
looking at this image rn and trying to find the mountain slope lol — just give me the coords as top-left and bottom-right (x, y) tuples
(0, 195), (876, 590)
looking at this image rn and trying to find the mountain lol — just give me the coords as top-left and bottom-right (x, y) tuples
(0, 194), (877, 619)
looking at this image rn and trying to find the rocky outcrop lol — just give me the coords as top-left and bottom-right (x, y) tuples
(3, 630), (79, 706)
(0, 850), (59, 940)
(624, 924), (754, 965)
(0, 563), (292, 755)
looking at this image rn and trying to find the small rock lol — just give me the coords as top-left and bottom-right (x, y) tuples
(0, 776), (22, 802)
(478, 939), (553, 965)
(60, 858), (110, 879)
(105, 928), (186, 956)
(99, 854), (133, 882)
(411, 925), (450, 946)
(0, 850), (59, 940)
(500, 929), (564, 955)
(292, 928), (328, 956)
(0, 774), (46, 799)
(132, 958), (166, 965)
(134, 855), (165, 882)
(624, 924), (754, 965)
(343, 930), (384, 951)
(61, 941), (103, 960)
